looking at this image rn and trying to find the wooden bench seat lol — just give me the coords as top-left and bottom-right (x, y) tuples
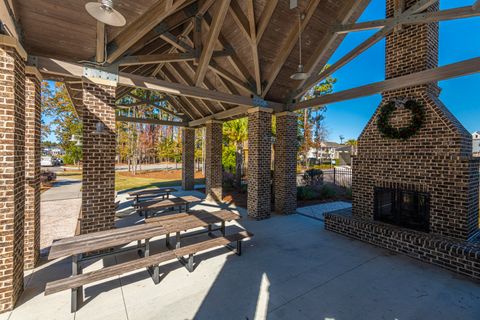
(45, 231), (253, 312)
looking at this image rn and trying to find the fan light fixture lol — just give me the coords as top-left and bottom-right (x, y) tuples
(85, 0), (126, 27)
(290, 13), (309, 80)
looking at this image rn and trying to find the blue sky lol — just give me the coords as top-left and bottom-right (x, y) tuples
(323, 0), (480, 143)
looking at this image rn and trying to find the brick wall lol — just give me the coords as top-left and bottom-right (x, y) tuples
(247, 108), (272, 219)
(274, 112), (297, 214)
(352, 0), (479, 241)
(205, 120), (223, 201)
(0, 44), (26, 313)
(24, 73), (41, 270)
(81, 82), (116, 234)
(325, 211), (480, 280)
(182, 127), (195, 190)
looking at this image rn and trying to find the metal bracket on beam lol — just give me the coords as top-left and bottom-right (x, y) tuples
(252, 95), (269, 108)
(83, 64), (119, 85)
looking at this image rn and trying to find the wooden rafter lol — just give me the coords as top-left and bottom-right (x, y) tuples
(229, 0), (250, 39)
(116, 115), (187, 127)
(256, 0), (278, 43)
(159, 31), (193, 52)
(119, 50), (231, 66)
(333, 5), (480, 34)
(194, 0), (231, 86)
(107, 0), (190, 63)
(183, 61), (226, 110)
(165, 63), (217, 115)
(209, 61), (254, 95)
(294, 0), (439, 99)
(96, 22), (105, 63)
(247, 0), (261, 95)
(261, 0), (322, 98)
(292, 56), (480, 110)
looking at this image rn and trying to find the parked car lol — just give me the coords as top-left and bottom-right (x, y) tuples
(41, 156), (54, 167)
(53, 158), (63, 166)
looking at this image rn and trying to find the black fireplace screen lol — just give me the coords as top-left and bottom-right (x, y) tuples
(374, 187), (430, 232)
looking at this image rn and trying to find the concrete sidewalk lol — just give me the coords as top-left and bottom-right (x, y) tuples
(40, 176), (82, 250)
(5, 196), (480, 320)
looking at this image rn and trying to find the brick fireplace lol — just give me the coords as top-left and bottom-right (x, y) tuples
(325, 0), (480, 280)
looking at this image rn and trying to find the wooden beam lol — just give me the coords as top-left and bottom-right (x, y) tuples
(229, 0), (250, 39)
(262, 0), (321, 98)
(198, 0), (216, 16)
(256, 0), (278, 43)
(116, 115), (187, 126)
(333, 5), (480, 34)
(295, 0), (439, 99)
(209, 61), (255, 95)
(160, 31), (193, 52)
(189, 105), (251, 127)
(194, 0), (231, 86)
(119, 52), (196, 66)
(96, 21), (105, 63)
(193, 15), (202, 65)
(183, 61), (226, 110)
(34, 56), (283, 109)
(107, 0), (190, 63)
(292, 57), (480, 110)
(474, 0), (480, 10)
(165, 63), (216, 115)
(293, 0), (368, 97)
(247, 0), (261, 95)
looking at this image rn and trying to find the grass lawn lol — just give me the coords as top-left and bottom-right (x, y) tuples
(115, 170), (205, 192)
(56, 170), (83, 180)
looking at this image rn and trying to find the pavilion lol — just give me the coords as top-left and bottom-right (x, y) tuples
(0, 0), (479, 314)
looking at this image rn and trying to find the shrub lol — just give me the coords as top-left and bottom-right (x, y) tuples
(297, 186), (318, 200)
(320, 185), (335, 199)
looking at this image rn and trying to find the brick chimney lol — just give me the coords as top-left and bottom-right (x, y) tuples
(352, 0), (479, 241)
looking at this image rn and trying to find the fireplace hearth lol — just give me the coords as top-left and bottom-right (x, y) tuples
(374, 187), (429, 232)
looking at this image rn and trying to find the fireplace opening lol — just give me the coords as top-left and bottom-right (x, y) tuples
(374, 187), (430, 232)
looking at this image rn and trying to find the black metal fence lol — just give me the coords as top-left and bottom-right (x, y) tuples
(322, 167), (352, 188)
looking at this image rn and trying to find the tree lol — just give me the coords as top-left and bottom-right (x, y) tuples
(223, 118), (248, 188)
(41, 81), (82, 165)
(339, 135), (345, 144)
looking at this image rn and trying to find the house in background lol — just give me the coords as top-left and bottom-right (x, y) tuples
(307, 142), (353, 166)
(473, 131), (480, 157)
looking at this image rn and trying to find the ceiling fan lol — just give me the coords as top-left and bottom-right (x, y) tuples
(85, 0), (126, 27)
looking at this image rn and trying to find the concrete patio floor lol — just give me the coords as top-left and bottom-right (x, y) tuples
(4, 191), (480, 320)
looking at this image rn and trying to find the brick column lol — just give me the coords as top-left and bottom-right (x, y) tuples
(81, 82), (116, 234)
(274, 112), (298, 214)
(205, 120), (223, 202)
(24, 69), (42, 270)
(0, 41), (26, 313)
(247, 108), (272, 219)
(182, 127), (195, 190)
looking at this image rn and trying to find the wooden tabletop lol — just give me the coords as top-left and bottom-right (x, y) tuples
(48, 223), (167, 260)
(128, 187), (178, 196)
(135, 195), (201, 210)
(48, 209), (239, 261)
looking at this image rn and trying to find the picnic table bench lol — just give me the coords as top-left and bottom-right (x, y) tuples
(44, 209), (251, 313)
(135, 195), (202, 218)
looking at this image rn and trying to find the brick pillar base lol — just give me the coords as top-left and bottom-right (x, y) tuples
(0, 41), (26, 313)
(247, 108), (272, 219)
(205, 120), (223, 202)
(24, 71), (41, 270)
(274, 112), (298, 214)
(182, 128), (195, 190)
(81, 82), (116, 234)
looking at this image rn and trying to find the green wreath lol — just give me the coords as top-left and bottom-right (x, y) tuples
(377, 99), (425, 140)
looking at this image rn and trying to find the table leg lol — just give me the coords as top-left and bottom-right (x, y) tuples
(71, 254), (83, 312)
(145, 238), (150, 257)
(208, 224), (212, 236)
(166, 233), (170, 248)
(175, 232), (181, 249)
(221, 221), (225, 236)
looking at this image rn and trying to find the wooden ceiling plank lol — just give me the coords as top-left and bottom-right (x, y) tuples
(246, 0), (261, 95)
(256, 0), (278, 43)
(295, 0), (438, 99)
(107, 0), (190, 63)
(261, 0), (322, 98)
(194, 0), (231, 86)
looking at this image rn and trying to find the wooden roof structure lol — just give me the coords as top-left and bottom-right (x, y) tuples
(4, 0), (480, 126)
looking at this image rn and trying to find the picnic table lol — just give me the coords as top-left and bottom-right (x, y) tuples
(128, 187), (178, 203)
(45, 209), (248, 313)
(135, 195), (202, 218)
